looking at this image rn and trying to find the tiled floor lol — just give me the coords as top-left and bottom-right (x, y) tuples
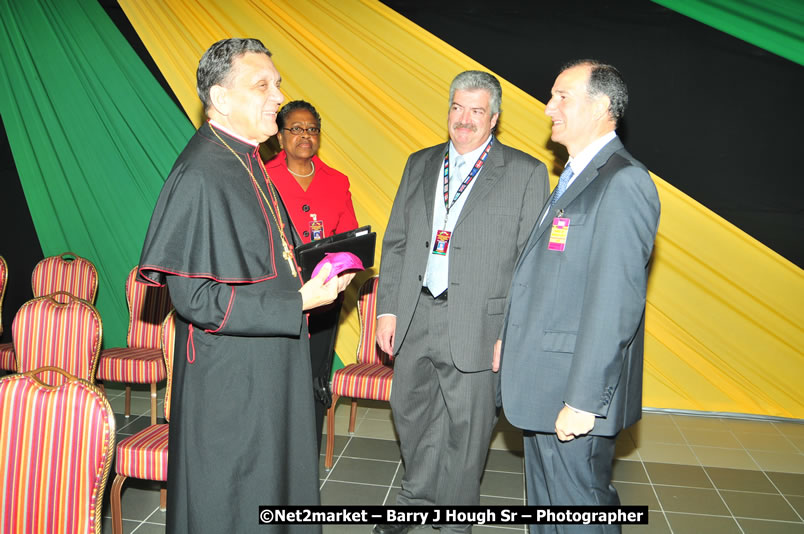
(102, 382), (804, 533)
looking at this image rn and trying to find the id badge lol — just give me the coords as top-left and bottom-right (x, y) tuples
(548, 217), (570, 251)
(309, 219), (325, 241)
(432, 229), (452, 255)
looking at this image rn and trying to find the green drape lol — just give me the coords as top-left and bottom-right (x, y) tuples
(0, 0), (194, 345)
(653, 0), (804, 66)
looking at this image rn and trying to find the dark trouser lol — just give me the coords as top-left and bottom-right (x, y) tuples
(308, 296), (343, 453)
(391, 290), (498, 534)
(524, 431), (620, 534)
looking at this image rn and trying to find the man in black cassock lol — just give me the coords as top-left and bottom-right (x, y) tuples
(138, 38), (352, 533)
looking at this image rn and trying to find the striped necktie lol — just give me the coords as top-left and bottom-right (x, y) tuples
(550, 163), (574, 207)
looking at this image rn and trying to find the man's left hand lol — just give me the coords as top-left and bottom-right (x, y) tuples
(555, 405), (595, 441)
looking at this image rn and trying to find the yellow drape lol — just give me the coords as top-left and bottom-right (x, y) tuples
(118, 0), (803, 418)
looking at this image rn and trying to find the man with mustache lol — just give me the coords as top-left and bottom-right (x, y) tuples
(375, 70), (548, 534)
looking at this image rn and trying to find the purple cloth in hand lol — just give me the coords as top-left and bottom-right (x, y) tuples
(311, 252), (365, 282)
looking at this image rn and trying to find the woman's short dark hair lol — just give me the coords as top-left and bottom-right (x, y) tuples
(276, 100), (322, 130)
(196, 38), (271, 111)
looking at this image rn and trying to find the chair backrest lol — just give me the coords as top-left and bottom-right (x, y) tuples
(355, 276), (391, 365)
(31, 252), (98, 303)
(0, 255), (7, 336)
(0, 367), (115, 534)
(125, 267), (172, 349)
(13, 292), (102, 386)
(162, 310), (177, 421)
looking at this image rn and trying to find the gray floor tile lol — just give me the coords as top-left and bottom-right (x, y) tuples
(720, 490), (800, 521)
(342, 437), (402, 461)
(768, 471), (804, 496)
(116, 414), (153, 435)
(328, 457), (399, 486)
(787, 495), (804, 518)
(320, 480), (389, 506)
(112, 480), (163, 521)
(323, 434), (351, 457)
(479, 471), (524, 499)
(385, 486), (401, 505)
(737, 518), (804, 534)
(665, 512), (742, 533)
(479, 495), (525, 506)
(644, 462), (712, 488)
(653, 485), (730, 515)
(100, 516), (151, 534)
(613, 459), (649, 483)
(622, 511), (670, 534)
(126, 522), (167, 534)
(485, 449), (524, 474)
(705, 466), (778, 493)
(614, 481), (661, 511)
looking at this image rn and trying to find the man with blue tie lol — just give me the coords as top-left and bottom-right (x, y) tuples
(375, 70), (548, 534)
(495, 60), (661, 533)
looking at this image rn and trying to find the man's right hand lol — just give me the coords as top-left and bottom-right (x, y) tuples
(376, 315), (396, 355)
(299, 263), (338, 311)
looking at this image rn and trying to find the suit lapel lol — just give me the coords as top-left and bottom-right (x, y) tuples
(455, 140), (504, 227)
(421, 143), (448, 230)
(519, 137), (624, 263)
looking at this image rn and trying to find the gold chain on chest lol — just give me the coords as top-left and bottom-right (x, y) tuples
(209, 125), (297, 277)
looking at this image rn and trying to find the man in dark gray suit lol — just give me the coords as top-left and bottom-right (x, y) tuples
(496, 60), (660, 533)
(375, 71), (548, 534)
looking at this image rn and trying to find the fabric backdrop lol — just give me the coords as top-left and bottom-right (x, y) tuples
(0, 0), (194, 345)
(115, 0), (804, 419)
(2, 0), (801, 418)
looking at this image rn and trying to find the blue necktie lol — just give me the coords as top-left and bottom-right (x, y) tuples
(550, 163), (574, 207)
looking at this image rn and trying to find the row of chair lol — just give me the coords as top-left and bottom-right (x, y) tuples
(0, 253), (172, 426)
(0, 253), (397, 529)
(0, 310), (175, 534)
(0, 253), (174, 534)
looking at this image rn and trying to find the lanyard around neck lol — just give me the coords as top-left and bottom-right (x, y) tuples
(441, 136), (494, 225)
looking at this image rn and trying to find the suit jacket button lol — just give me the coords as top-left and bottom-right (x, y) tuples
(425, 241), (429, 248)
(418, 275), (422, 281)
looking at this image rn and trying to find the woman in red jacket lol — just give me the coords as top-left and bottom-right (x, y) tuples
(267, 100), (359, 452)
(267, 100), (358, 243)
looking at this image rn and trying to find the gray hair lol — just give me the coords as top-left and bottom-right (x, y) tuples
(562, 59), (628, 126)
(449, 70), (502, 116)
(196, 38), (272, 112)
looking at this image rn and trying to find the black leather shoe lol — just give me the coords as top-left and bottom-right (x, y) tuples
(372, 525), (412, 534)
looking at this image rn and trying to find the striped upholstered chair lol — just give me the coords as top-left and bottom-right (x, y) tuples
(110, 310), (175, 534)
(325, 276), (393, 469)
(0, 252), (99, 373)
(0, 255), (12, 372)
(13, 291), (102, 387)
(32, 252), (99, 303)
(96, 267), (172, 425)
(0, 366), (115, 534)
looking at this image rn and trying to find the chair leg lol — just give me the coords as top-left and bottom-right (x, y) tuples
(125, 385), (131, 418)
(160, 486), (167, 511)
(348, 399), (358, 434)
(150, 382), (158, 426)
(325, 394), (340, 470)
(111, 474), (127, 534)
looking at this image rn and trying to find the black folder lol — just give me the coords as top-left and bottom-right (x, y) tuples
(294, 225), (376, 281)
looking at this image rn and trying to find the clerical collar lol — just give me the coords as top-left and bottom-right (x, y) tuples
(208, 119), (259, 148)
